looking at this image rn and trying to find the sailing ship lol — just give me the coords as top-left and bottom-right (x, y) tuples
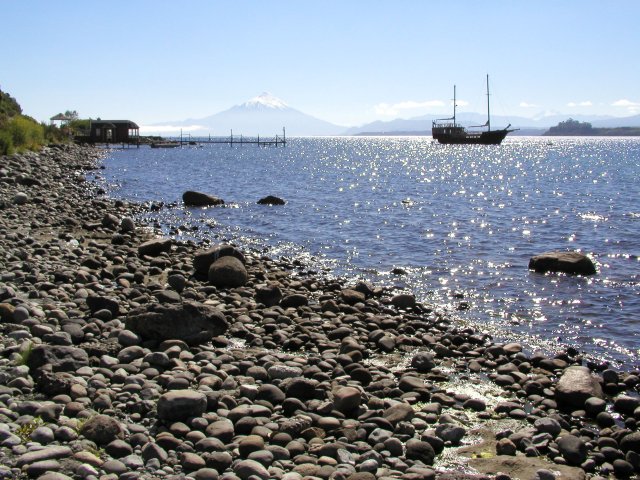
(432, 75), (516, 145)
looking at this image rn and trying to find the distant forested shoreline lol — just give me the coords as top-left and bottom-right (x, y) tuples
(544, 118), (640, 136)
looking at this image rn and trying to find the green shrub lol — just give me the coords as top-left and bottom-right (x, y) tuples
(42, 122), (69, 144)
(0, 129), (14, 155)
(8, 115), (44, 151)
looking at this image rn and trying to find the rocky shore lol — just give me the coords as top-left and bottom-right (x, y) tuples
(1, 145), (640, 480)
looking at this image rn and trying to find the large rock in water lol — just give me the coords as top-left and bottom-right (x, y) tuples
(555, 365), (604, 409)
(125, 301), (228, 345)
(193, 244), (246, 276)
(257, 195), (286, 205)
(529, 251), (596, 275)
(208, 256), (248, 288)
(183, 190), (224, 207)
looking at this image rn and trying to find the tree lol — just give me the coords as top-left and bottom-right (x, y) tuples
(64, 110), (79, 121)
(0, 88), (23, 119)
(544, 118), (593, 136)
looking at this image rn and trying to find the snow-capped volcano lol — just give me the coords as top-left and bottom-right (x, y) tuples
(240, 92), (289, 110)
(150, 93), (345, 136)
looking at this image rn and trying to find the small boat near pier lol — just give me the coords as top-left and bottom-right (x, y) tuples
(150, 142), (181, 149)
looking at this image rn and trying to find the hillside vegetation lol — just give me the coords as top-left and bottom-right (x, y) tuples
(0, 88), (68, 155)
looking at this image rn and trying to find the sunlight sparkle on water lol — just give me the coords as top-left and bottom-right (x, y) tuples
(102, 136), (640, 368)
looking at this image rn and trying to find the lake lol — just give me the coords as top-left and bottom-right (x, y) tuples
(100, 136), (640, 368)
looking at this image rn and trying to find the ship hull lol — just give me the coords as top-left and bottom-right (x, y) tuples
(432, 128), (510, 145)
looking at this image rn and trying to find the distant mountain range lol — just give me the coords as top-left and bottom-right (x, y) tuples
(345, 112), (640, 136)
(148, 93), (640, 136)
(151, 93), (345, 136)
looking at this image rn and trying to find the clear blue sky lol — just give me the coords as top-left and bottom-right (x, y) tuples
(3, 0), (639, 127)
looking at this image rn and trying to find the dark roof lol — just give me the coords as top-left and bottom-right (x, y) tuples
(91, 120), (139, 128)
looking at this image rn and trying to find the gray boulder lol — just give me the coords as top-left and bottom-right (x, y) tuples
(125, 301), (228, 345)
(208, 256), (248, 288)
(557, 434), (588, 465)
(405, 439), (436, 465)
(391, 293), (416, 310)
(529, 251), (596, 275)
(496, 437), (517, 456)
(411, 351), (436, 373)
(183, 190), (224, 207)
(102, 213), (119, 229)
(333, 386), (362, 414)
(13, 192), (28, 205)
(86, 295), (120, 316)
(621, 431), (640, 453)
(280, 294), (308, 308)
(614, 395), (640, 415)
(340, 289), (366, 305)
(383, 402), (414, 425)
(435, 424), (466, 445)
(255, 283), (283, 307)
(205, 419), (235, 443)
(157, 390), (207, 421)
(233, 459), (270, 480)
(26, 345), (89, 375)
(120, 217), (135, 233)
(193, 244), (245, 276)
(138, 238), (172, 257)
(534, 417), (562, 437)
(79, 414), (123, 445)
(555, 365), (604, 409)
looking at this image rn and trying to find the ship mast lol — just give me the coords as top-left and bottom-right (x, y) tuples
(453, 85), (457, 125)
(486, 74), (491, 131)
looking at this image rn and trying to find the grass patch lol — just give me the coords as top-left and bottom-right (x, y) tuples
(8, 116), (44, 152)
(471, 451), (494, 459)
(15, 341), (34, 366)
(16, 416), (44, 443)
(85, 445), (106, 460)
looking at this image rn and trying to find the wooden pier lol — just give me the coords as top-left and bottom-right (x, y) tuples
(172, 128), (287, 147)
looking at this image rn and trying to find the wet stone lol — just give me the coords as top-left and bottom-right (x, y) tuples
(534, 417), (562, 437)
(555, 366), (604, 409)
(462, 398), (486, 411)
(410, 352), (435, 373)
(405, 439), (436, 465)
(557, 434), (587, 466)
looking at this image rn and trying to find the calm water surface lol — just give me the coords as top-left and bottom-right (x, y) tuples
(101, 137), (640, 368)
